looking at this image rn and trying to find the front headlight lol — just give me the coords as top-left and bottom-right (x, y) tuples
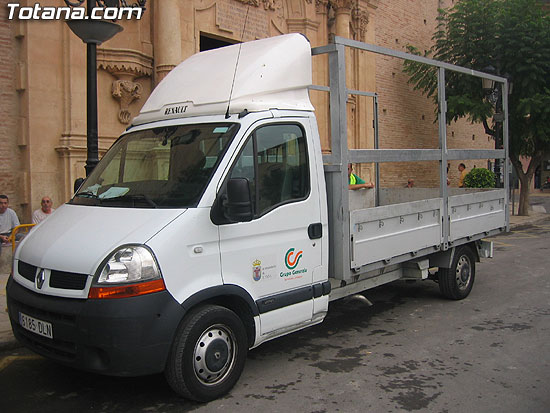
(89, 245), (165, 299)
(98, 246), (160, 284)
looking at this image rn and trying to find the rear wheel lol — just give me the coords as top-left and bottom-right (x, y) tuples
(438, 245), (476, 300)
(165, 305), (248, 402)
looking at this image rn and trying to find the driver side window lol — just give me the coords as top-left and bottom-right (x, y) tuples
(229, 123), (310, 217)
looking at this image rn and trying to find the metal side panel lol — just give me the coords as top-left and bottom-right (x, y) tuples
(449, 190), (506, 242)
(350, 198), (443, 268)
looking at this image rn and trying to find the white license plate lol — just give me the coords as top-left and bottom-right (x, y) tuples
(19, 312), (53, 339)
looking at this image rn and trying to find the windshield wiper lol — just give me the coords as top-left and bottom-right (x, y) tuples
(74, 191), (99, 199)
(100, 194), (158, 208)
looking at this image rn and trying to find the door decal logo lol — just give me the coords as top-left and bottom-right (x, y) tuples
(281, 248), (307, 280)
(252, 260), (262, 281)
(285, 248), (303, 270)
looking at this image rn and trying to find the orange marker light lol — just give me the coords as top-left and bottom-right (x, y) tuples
(88, 278), (166, 299)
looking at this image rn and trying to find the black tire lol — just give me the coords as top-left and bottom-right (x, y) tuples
(165, 305), (248, 402)
(438, 245), (476, 300)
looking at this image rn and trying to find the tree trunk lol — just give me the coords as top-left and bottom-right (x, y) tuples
(517, 172), (532, 216)
(510, 153), (542, 216)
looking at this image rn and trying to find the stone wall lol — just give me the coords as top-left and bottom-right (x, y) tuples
(373, 0), (494, 188)
(0, 2), (23, 219)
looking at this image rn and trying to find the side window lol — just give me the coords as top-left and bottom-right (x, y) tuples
(229, 138), (256, 213)
(229, 123), (309, 217)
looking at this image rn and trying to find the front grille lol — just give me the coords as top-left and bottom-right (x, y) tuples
(50, 270), (89, 290)
(18, 261), (37, 282)
(17, 260), (89, 290)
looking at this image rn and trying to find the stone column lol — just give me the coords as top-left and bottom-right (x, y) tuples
(315, 0), (331, 153)
(352, 3), (375, 183)
(330, 0), (354, 156)
(332, 0), (352, 38)
(154, 0), (182, 83)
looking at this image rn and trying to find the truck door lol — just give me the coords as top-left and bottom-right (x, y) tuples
(218, 121), (322, 336)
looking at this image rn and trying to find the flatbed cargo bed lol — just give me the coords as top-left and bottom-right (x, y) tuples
(312, 36), (509, 285)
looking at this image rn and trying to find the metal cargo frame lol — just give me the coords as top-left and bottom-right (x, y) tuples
(311, 36), (509, 281)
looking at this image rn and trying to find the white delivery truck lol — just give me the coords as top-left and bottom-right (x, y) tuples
(7, 34), (509, 402)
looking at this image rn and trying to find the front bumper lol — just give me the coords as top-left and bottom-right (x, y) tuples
(6, 276), (185, 376)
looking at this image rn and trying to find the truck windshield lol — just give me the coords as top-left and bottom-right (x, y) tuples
(71, 123), (239, 208)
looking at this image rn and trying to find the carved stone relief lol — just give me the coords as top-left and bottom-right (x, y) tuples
(97, 48), (153, 124)
(352, 4), (369, 40)
(232, 0), (301, 10)
(111, 80), (143, 124)
(215, 0), (270, 39)
(329, 0), (354, 12)
(269, 0), (285, 32)
(316, 0), (330, 14)
(234, 0), (260, 6)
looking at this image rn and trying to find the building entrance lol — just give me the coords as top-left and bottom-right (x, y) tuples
(200, 34), (235, 52)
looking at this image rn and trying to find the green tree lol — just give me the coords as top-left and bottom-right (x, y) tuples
(404, 0), (550, 215)
(464, 168), (496, 188)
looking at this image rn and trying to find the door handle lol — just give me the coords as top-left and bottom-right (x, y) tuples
(308, 223), (322, 239)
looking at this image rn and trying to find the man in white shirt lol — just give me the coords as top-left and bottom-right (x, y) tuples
(32, 196), (55, 224)
(0, 194), (20, 247)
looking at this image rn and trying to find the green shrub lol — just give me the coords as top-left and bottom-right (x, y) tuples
(463, 168), (496, 188)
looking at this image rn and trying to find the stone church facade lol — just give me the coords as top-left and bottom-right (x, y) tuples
(1, 0), (493, 222)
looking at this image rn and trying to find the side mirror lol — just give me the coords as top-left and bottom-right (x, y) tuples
(225, 178), (253, 222)
(74, 178), (85, 194)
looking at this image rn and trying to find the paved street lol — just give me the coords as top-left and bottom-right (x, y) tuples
(1, 217), (549, 412)
(529, 193), (550, 214)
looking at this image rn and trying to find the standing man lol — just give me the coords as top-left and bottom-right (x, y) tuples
(32, 196), (55, 224)
(0, 194), (20, 247)
(458, 163), (468, 188)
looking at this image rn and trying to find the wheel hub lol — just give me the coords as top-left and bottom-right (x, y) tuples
(460, 265), (469, 282)
(193, 325), (234, 385)
(455, 255), (471, 290)
(205, 338), (229, 372)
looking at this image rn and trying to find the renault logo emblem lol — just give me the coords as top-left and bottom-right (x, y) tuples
(36, 269), (45, 290)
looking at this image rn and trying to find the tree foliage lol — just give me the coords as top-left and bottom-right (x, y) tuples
(403, 0), (550, 215)
(464, 168), (496, 188)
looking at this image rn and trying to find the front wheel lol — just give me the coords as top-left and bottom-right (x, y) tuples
(438, 245), (476, 300)
(165, 305), (248, 402)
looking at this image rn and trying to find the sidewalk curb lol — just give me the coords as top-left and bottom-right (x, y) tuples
(509, 213), (548, 230)
(0, 337), (20, 352)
